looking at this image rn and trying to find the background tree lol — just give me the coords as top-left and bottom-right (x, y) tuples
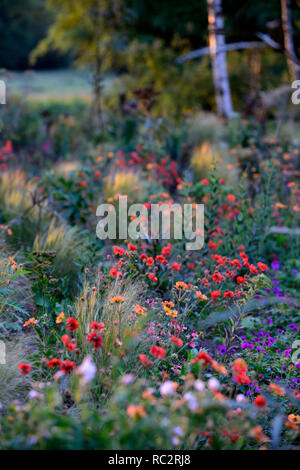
(281, 0), (300, 82)
(207, 0), (233, 118)
(31, 0), (128, 130)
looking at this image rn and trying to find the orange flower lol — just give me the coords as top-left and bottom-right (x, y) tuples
(163, 301), (175, 309)
(288, 414), (300, 424)
(163, 305), (178, 318)
(269, 382), (285, 396)
(170, 336), (183, 347)
(23, 317), (37, 327)
(212, 360), (228, 375)
(127, 405), (146, 419)
(56, 312), (65, 324)
(249, 426), (269, 443)
(196, 291), (208, 300)
(175, 281), (188, 290)
(133, 304), (147, 316)
(232, 358), (248, 373)
(110, 296), (125, 304)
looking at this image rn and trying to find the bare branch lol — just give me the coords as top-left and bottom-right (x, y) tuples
(177, 41), (266, 64)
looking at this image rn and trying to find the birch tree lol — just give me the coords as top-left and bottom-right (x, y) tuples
(281, 0), (300, 82)
(207, 0), (233, 118)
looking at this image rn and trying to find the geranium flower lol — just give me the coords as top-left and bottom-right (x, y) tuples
(18, 363), (31, 375)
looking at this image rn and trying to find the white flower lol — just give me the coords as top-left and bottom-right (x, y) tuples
(194, 379), (205, 392)
(160, 380), (176, 397)
(76, 356), (96, 384)
(121, 374), (134, 385)
(236, 393), (246, 403)
(184, 392), (198, 410)
(207, 377), (220, 391)
(28, 390), (43, 400)
(173, 426), (183, 436)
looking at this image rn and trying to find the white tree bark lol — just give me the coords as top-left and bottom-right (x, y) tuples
(207, 0), (233, 118)
(281, 0), (300, 82)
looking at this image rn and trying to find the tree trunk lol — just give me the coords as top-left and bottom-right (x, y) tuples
(281, 0), (300, 82)
(207, 0), (233, 118)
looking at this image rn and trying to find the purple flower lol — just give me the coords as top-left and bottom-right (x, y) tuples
(271, 260), (280, 271)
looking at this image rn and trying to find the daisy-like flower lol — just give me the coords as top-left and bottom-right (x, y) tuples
(109, 295), (125, 304)
(175, 281), (188, 290)
(133, 304), (147, 316)
(23, 317), (37, 327)
(56, 312), (65, 324)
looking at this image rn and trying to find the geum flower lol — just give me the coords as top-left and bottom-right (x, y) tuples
(61, 334), (77, 351)
(18, 363), (31, 375)
(87, 331), (103, 349)
(150, 345), (166, 359)
(191, 351), (212, 366)
(60, 360), (76, 373)
(170, 336), (183, 347)
(133, 304), (147, 316)
(47, 358), (62, 368)
(139, 354), (154, 367)
(90, 321), (104, 332)
(66, 317), (79, 332)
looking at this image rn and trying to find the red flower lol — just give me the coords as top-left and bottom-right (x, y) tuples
(161, 243), (171, 256)
(254, 395), (267, 408)
(155, 255), (168, 264)
(235, 372), (251, 385)
(171, 336), (183, 347)
(212, 272), (223, 283)
(87, 331), (103, 349)
(110, 267), (123, 278)
(127, 242), (137, 252)
(60, 360), (76, 373)
(148, 273), (158, 282)
(90, 321), (104, 332)
(113, 245), (126, 256)
(224, 290), (234, 299)
(232, 358), (248, 373)
(249, 264), (258, 274)
(150, 345), (166, 359)
(192, 351), (212, 366)
(171, 262), (182, 271)
(236, 276), (245, 284)
(47, 358), (62, 368)
(146, 257), (154, 266)
(66, 317), (79, 332)
(227, 194), (236, 203)
(61, 334), (77, 351)
(257, 262), (268, 272)
(139, 354), (154, 367)
(211, 290), (221, 300)
(18, 362), (31, 375)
